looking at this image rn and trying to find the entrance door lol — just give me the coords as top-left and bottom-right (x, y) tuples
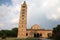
(40, 34), (42, 38)
(34, 33), (40, 38)
(34, 33), (36, 38)
(37, 33), (40, 37)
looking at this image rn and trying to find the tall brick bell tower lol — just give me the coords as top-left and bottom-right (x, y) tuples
(17, 1), (27, 38)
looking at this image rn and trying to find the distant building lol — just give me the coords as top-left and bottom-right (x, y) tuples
(17, 1), (52, 38)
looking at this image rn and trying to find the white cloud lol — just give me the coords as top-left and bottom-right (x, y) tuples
(10, 18), (19, 23)
(0, 0), (60, 29)
(47, 14), (58, 20)
(57, 7), (60, 13)
(0, 0), (21, 30)
(0, 23), (4, 27)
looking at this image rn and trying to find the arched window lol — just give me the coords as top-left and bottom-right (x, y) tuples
(22, 15), (24, 17)
(22, 12), (25, 14)
(37, 33), (40, 37)
(40, 33), (42, 38)
(47, 33), (52, 37)
(22, 9), (25, 11)
(22, 6), (25, 8)
(26, 33), (28, 36)
(22, 18), (24, 20)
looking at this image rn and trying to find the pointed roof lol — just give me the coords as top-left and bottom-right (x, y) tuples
(23, 1), (26, 5)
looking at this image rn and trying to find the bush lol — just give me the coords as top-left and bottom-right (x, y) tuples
(52, 25), (60, 40)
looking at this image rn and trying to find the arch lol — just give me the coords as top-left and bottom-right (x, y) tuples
(47, 33), (52, 38)
(39, 33), (42, 38)
(34, 33), (36, 37)
(37, 33), (40, 37)
(26, 33), (28, 36)
(34, 33), (41, 38)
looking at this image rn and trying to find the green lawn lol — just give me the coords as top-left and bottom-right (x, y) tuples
(0, 37), (17, 40)
(1, 37), (41, 40)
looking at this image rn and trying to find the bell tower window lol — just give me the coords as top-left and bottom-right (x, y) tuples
(22, 6), (25, 8)
(22, 18), (24, 20)
(22, 9), (25, 11)
(22, 15), (24, 17)
(26, 33), (28, 36)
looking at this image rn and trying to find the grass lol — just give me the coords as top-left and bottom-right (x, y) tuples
(1, 37), (41, 40)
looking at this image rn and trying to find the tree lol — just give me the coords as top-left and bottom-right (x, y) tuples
(11, 28), (18, 37)
(52, 25), (60, 40)
(0, 28), (18, 37)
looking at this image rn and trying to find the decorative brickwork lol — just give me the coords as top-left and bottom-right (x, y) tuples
(17, 1), (27, 38)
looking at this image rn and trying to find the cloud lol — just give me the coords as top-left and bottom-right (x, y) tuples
(0, 23), (4, 27)
(10, 18), (19, 23)
(0, 0), (22, 30)
(27, 0), (60, 29)
(46, 14), (58, 20)
(0, 0), (60, 30)
(57, 7), (60, 13)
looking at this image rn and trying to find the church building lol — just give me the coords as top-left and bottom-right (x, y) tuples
(17, 1), (52, 38)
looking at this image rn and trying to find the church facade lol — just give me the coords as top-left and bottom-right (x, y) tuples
(17, 1), (52, 38)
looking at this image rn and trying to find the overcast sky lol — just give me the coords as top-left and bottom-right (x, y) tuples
(0, 0), (60, 30)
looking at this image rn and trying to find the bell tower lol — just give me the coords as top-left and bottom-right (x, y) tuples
(17, 1), (27, 38)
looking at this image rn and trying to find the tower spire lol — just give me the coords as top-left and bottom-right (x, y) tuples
(23, 0), (26, 5)
(17, 0), (27, 38)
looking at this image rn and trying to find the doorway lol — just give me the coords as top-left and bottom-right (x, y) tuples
(34, 33), (36, 37)
(40, 34), (42, 38)
(34, 33), (41, 38)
